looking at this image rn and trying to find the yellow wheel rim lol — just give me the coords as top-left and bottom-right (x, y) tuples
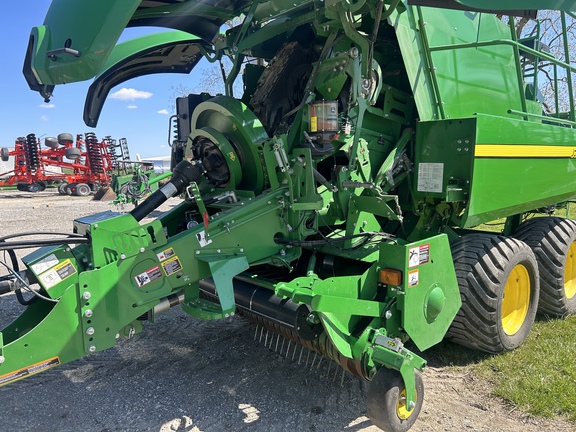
(396, 389), (416, 420)
(564, 243), (576, 300)
(501, 264), (531, 336)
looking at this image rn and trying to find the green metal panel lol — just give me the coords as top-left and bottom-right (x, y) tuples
(389, 7), (438, 121)
(26, 0), (140, 85)
(379, 234), (461, 351)
(420, 7), (523, 119)
(458, 0), (576, 11)
(414, 117), (476, 202)
(414, 115), (576, 227)
(464, 114), (576, 226)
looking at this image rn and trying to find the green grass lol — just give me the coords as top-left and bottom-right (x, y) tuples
(474, 315), (576, 421)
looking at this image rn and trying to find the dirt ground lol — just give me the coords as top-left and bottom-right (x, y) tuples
(0, 190), (574, 432)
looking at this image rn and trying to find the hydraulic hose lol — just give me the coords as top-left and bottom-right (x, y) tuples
(130, 160), (203, 222)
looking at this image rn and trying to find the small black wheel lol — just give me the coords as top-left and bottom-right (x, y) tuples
(27, 183), (42, 193)
(447, 234), (539, 353)
(17, 183), (29, 192)
(514, 217), (576, 316)
(75, 183), (91, 196)
(57, 133), (74, 145)
(65, 147), (81, 160)
(37, 181), (46, 191)
(44, 137), (59, 148)
(0, 147), (9, 162)
(58, 182), (68, 195)
(367, 368), (424, 432)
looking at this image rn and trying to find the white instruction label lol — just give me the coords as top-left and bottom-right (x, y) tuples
(417, 163), (444, 193)
(31, 254), (59, 275)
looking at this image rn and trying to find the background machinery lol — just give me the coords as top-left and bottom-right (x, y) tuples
(1, 1), (576, 431)
(0, 132), (129, 196)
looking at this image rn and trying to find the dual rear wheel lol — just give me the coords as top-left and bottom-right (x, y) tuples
(448, 217), (576, 354)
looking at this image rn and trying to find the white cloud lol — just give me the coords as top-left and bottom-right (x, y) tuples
(40, 115), (49, 121)
(110, 87), (153, 101)
(157, 109), (169, 115)
(127, 105), (137, 109)
(39, 103), (55, 109)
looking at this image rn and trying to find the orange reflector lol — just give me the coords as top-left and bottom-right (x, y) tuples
(380, 269), (402, 286)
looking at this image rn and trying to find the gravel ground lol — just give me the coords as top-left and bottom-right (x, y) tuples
(0, 189), (574, 432)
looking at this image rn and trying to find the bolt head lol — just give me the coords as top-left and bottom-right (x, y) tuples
(88, 345), (97, 353)
(84, 309), (93, 318)
(86, 327), (95, 335)
(83, 291), (91, 300)
(140, 247), (145, 253)
(0, 355), (5, 364)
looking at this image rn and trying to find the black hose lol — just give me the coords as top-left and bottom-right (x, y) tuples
(130, 160), (203, 222)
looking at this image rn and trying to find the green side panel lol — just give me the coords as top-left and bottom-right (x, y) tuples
(421, 8), (523, 119)
(390, 7), (438, 121)
(414, 115), (576, 227)
(27, 0), (140, 85)
(379, 234), (461, 351)
(414, 117), (476, 202)
(458, 0), (576, 11)
(392, 5), (525, 122)
(464, 114), (576, 226)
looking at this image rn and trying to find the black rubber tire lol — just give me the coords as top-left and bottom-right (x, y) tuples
(446, 234), (539, 353)
(27, 183), (42, 193)
(513, 217), (576, 316)
(58, 182), (68, 195)
(75, 183), (91, 197)
(57, 133), (74, 145)
(367, 368), (424, 432)
(44, 137), (59, 148)
(0, 148), (9, 162)
(65, 147), (81, 160)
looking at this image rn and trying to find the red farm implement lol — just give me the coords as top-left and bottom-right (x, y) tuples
(0, 132), (129, 196)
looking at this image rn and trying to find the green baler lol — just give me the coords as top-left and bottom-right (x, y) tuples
(2, 1), (576, 430)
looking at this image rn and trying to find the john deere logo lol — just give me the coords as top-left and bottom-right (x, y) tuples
(229, 152), (236, 161)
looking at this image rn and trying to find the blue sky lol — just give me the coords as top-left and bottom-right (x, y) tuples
(2, 1), (215, 159)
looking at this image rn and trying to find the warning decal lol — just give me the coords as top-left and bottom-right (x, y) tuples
(408, 244), (430, 268)
(0, 357), (60, 387)
(38, 259), (77, 290)
(408, 270), (419, 287)
(134, 266), (163, 287)
(156, 247), (175, 262)
(162, 256), (183, 276)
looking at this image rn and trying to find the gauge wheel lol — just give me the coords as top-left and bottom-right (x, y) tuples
(1, 148), (9, 161)
(65, 147), (81, 160)
(75, 183), (91, 196)
(57, 133), (74, 146)
(76, 183), (91, 196)
(447, 234), (539, 353)
(514, 217), (576, 316)
(44, 137), (59, 148)
(367, 368), (424, 432)
(27, 183), (43, 193)
(58, 182), (69, 195)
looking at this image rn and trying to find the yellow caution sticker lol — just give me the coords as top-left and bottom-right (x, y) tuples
(162, 256), (183, 276)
